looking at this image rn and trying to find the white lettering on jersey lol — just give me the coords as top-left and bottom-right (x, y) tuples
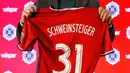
(3, 7), (18, 13)
(47, 23), (96, 37)
(1, 52), (17, 59)
(53, 43), (71, 73)
(53, 43), (83, 73)
(75, 44), (83, 73)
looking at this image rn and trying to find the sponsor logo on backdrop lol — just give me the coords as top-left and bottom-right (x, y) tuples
(4, 70), (12, 73)
(22, 49), (36, 64)
(0, 52), (17, 59)
(125, 8), (130, 12)
(126, 26), (130, 40)
(24, 1), (34, 10)
(106, 48), (120, 65)
(3, 24), (16, 41)
(3, 7), (18, 13)
(115, 31), (121, 35)
(106, 1), (120, 18)
(126, 54), (130, 59)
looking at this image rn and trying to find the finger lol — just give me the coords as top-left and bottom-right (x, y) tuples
(108, 15), (112, 24)
(106, 12), (112, 20)
(28, 7), (35, 12)
(25, 9), (32, 16)
(100, 9), (108, 19)
(21, 11), (26, 22)
(31, 5), (37, 12)
(98, 7), (104, 15)
(102, 11), (109, 22)
(23, 11), (30, 18)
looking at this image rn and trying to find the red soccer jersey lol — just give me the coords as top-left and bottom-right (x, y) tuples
(18, 7), (113, 73)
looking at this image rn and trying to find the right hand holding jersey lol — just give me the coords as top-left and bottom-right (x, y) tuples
(20, 5), (38, 23)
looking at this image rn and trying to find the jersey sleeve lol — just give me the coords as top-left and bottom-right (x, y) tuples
(101, 23), (114, 56)
(17, 18), (36, 51)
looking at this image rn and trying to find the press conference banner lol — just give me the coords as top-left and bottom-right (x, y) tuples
(0, 0), (130, 73)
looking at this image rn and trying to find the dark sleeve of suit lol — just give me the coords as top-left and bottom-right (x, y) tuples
(16, 22), (22, 43)
(34, 0), (100, 8)
(34, 0), (49, 8)
(16, 1), (49, 43)
(76, 0), (100, 7)
(109, 23), (115, 42)
(16, 0), (115, 43)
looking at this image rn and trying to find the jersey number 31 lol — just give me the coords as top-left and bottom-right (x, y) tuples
(53, 43), (83, 73)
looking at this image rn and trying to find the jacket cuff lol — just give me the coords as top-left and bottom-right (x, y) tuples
(20, 21), (24, 26)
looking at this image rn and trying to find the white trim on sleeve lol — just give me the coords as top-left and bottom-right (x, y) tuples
(49, 6), (84, 11)
(17, 44), (24, 51)
(109, 24), (113, 28)
(101, 50), (114, 56)
(20, 21), (23, 26)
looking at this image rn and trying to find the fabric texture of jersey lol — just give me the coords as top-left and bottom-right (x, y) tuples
(18, 7), (113, 73)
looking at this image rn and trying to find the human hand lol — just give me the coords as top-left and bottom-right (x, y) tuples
(20, 5), (38, 23)
(98, 7), (112, 24)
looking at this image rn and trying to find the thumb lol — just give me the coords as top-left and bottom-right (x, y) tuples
(20, 11), (26, 23)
